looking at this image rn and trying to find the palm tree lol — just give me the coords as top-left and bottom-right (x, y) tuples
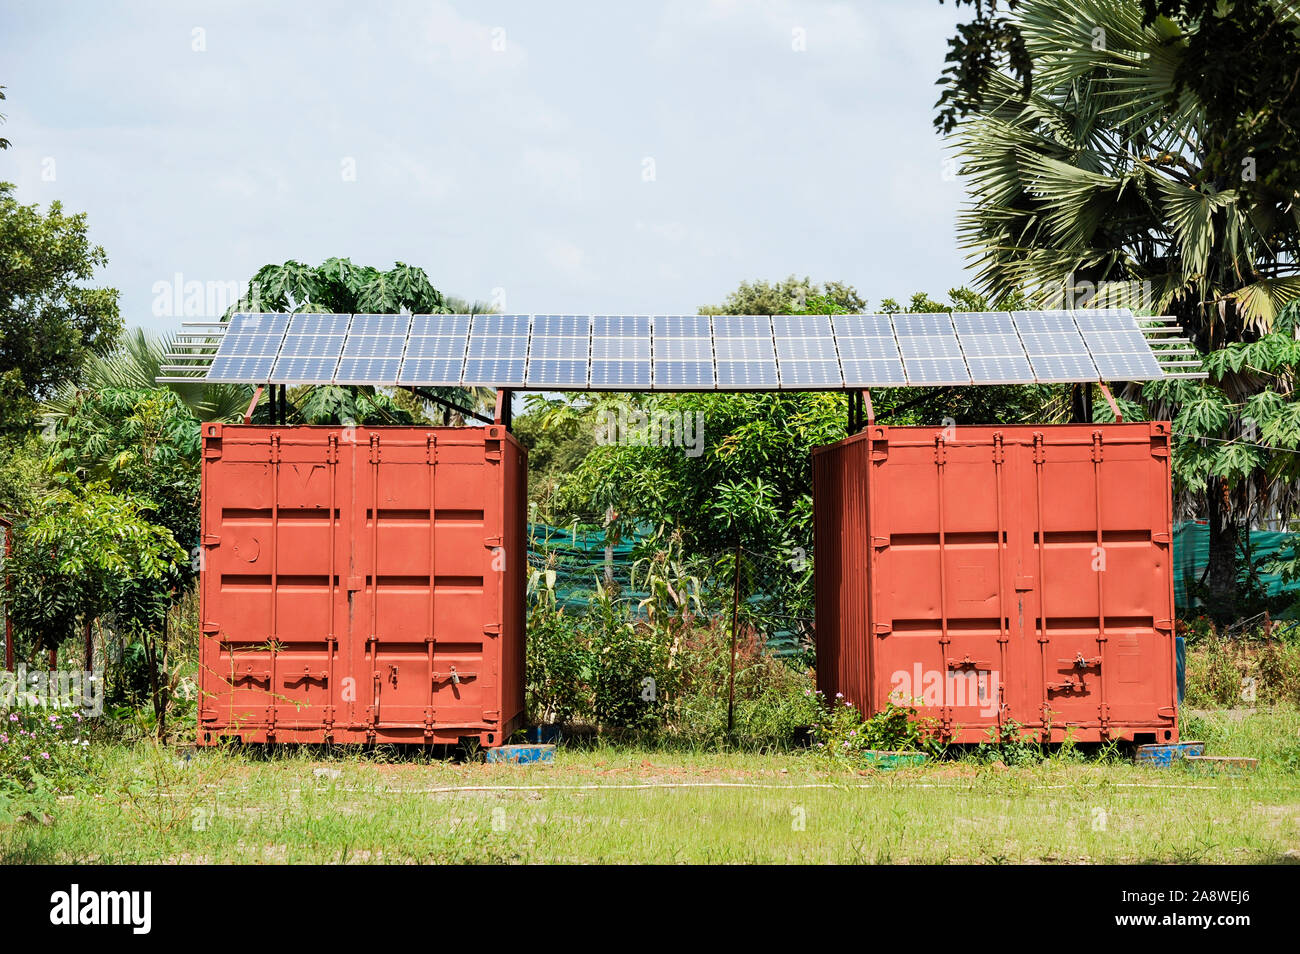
(42, 328), (252, 426)
(956, 0), (1300, 618)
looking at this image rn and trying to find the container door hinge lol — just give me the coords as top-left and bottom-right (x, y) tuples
(369, 435), (381, 463)
(201, 621), (220, 635)
(1155, 618), (1173, 633)
(485, 441), (502, 463)
(1032, 433), (1046, 463)
(484, 710), (500, 724)
(872, 536), (890, 551)
(1153, 531), (1171, 546)
(873, 623), (891, 637)
(1158, 706), (1176, 719)
(202, 534), (220, 547)
(483, 622), (501, 637)
(933, 436), (946, 464)
(484, 535), (503, 549)
(1091, 432), (1103, 462)
(992, 433), (1004, 463)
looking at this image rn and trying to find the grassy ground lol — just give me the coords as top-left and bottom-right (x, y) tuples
(2, 708), (1298, 864)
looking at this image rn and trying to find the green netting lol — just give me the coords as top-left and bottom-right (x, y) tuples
(526, 522), (812, 657)
(1173, 521), (1300, 609)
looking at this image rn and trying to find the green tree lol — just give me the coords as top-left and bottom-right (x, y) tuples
(7, 485), (187, 657)
(954, 0), (1300, 617)
(227, 257), (490, 422)
(0, 182), (122, 433)
(937, 2), (1300, 200)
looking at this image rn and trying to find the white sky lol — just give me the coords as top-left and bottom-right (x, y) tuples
(0, 0), (970, 334)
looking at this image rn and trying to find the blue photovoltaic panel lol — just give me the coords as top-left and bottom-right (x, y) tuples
(958, 334), (1023, 357)
(341, 335), (406, 358)
(1013, 311), (1076, 334)
(834, 336), (901, 360)
(654, 361), (714, 390)
(967, 354), (1035, 384)
(1091, 350), (1163, 380)
(713, 315), (772, 337)
(592, 315), (651, 337)
(1081, 330), (1151, 354)
(287, 313), (351, 335)
(532, 314), (591, 337)
(410, 314), (472, 337)
(775, 336), (838, 361)
(349, 314), (410, 336)
(899, 336), (963, 360)
(590, 360), (651, 389)
(892, 313), (954, 337)
(278, 334), (348, 358)
(529, 336), (589, 360)
(467, 335), (528, 360)
(656, 336), (712, 361)
(717, 362), (778, 389)
(831, 314), (892, 338)
(398, 357), (464, 386)
(775, 314), (833, 337)
(227, 313), (291, 336)
(1072, 310), (1136, 332)
(405, 336), (468, 359)
(526, 359), (589, 388)
(841, 359), (907, 387)
(208, 355), (276, 381)
(270, 355), (340, 383)
(335, 357), (401, 384)
(904, 357), (971, 385)
(471, 314), (530, 337)
(777, 360), (843, 388)
(1018, 331), (1090, 356)
(463, 358), (526, 387)
(592, 337), (649, 360)
(1029, 353), (1099, 382)
(951, 312), (1016, 335)
(654, 315), (710, 337)
(713, 337), (776, 362)
(216, 333), (284, 357)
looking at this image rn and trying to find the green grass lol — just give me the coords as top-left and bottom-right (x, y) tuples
(3, 709), (1299, 864)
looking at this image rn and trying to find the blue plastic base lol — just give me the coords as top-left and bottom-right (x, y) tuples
(486, 744), (556, 764)
(1134, 741), (1205, 767)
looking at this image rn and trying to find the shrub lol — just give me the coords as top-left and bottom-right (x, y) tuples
(0, 709), (98, 821)
(808, 693), (945, 761)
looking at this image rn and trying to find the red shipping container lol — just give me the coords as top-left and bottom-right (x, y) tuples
(813, 422), (1178, 744)
(196, 424), (526, 747)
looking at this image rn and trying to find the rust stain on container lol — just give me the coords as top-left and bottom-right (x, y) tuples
(197, 424), (527, 747)
(813, 422), (1178, 744)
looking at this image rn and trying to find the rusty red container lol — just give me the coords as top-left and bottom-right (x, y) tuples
(813, 422), (1178, 744)
(196, 424), (526, 747)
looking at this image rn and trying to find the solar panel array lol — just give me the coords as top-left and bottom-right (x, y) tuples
(164, 309), (1196, 389)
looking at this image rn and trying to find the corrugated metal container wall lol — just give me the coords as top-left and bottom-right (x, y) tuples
(813, 422), (1178, 744)
(196, 424), (527, 747)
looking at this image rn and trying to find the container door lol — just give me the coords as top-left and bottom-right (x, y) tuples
(1025, 427), (1176, 739)
(870, 432), (1013, 737)
(350, 431), (502, 736)
(201, 429), (346, 736)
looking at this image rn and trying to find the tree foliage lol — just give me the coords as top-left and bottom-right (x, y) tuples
(7, 485), (187, 653)
(0, 182), (122, 433)
(952, 0), (1300, 618)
